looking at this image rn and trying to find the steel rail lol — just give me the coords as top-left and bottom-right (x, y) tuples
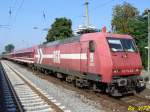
(4, 61), (63, 112)
(0, 63), (24, 112)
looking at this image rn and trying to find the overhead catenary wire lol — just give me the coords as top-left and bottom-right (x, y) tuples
(0, 25), (10, 29)
(13, 0), (25, 23)
(11, 0), (18, 11)
(71, 0), (116, 23)
(8, 7), (12, 26)
(1, 1), (14, 30)
(91, 0), (114, 12)
(8, 0), (18, 26)
(43, 10), (46, 21)
(41, 8), (50, 31)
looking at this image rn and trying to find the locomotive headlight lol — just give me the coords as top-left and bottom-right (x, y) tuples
(135, 68), (140, 72)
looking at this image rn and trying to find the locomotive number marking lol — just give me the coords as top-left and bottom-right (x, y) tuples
(53, 50), (60, 63)
(89, 53), (95, 66)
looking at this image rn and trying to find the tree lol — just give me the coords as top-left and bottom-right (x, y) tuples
(112, 2), (139, 34)
(128, 11), (148, 68)
(46, 17), (73, 42)
(111, 3), (148, 69)
(5, 44), (15, 53)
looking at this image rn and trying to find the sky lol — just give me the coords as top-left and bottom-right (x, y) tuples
(0, 0), (150, 53)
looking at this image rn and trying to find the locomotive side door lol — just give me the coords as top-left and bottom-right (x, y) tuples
(80, 40), (96, 73)
(87, 40), (96, 73)
(80, 41), (88, 73)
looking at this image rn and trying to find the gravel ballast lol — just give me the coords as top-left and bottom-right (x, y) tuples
(5, 61), (105, 112)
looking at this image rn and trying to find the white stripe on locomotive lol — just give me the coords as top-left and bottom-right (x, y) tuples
(35, 49), (88, 64)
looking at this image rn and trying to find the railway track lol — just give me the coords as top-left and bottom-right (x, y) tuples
(34, 69), (150, 111)
(35, 70), (150, 112)
(120, 95), (150, 112)
(78, 90), (150, 112)
(3, 60), (150, 112)
(77, 87), (150, 112)
(0, 61), (71, 112)
(0, 63), (20, 112)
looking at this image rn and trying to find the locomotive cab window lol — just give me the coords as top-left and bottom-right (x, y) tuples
(108, 39), (123, 52)
(89, 40), (95, 52)
(107, 37), (136, 52)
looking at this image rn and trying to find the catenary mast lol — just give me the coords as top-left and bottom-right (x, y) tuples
(85, 0), (90, 27)
(75, 0), (98, 35)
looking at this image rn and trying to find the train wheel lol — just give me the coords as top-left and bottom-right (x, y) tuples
(107, 86), (122, 97)
(75, 78), (89, 88)
(66, 75), (74, 83)
(56, 73), (63, 79)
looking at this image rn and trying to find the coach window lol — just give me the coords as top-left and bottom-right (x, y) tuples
(89, 40), (95, 52)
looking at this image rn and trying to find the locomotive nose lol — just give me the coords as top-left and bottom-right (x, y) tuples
(107, 37), (142, 76)
(111, 52), (142, 76)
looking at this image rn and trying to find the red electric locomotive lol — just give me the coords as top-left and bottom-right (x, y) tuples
(5, 32), (145, 96)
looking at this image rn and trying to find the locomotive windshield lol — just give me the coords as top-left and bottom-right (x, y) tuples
(107, 38), (137, 52)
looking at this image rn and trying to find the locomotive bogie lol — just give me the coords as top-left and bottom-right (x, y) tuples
(105, 76), (146, 96)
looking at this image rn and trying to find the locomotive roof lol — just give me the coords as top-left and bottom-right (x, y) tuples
(40, 36), (81, 47)
(39, 32), (132, 48)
